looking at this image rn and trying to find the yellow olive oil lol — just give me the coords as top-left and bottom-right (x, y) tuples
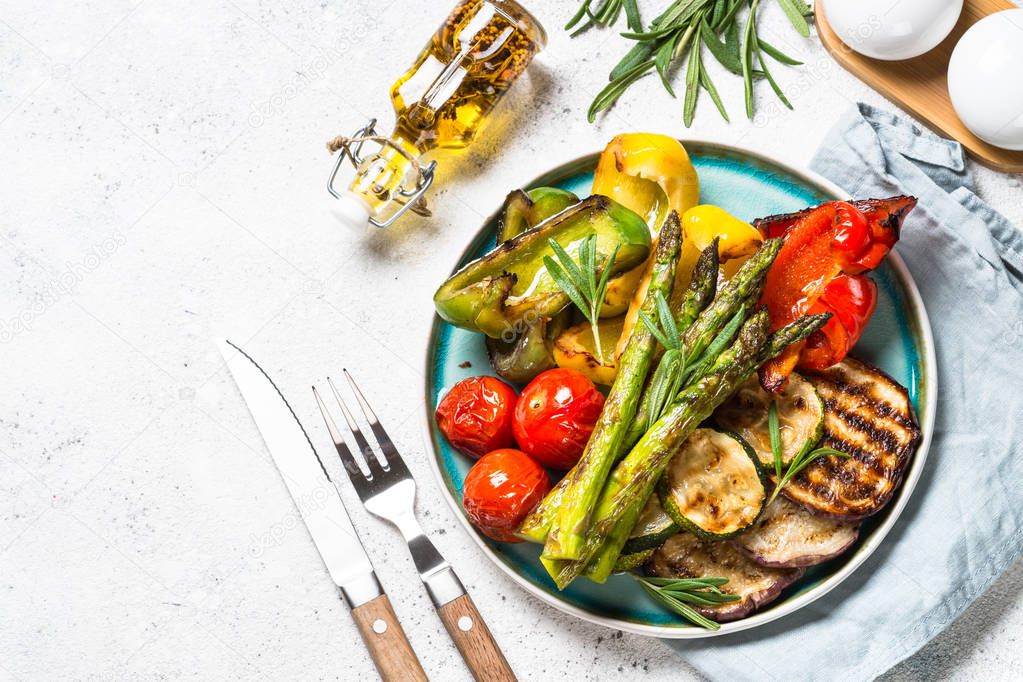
(343, 0), (545, 224)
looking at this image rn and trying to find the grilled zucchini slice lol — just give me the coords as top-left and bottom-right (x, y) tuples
(714, 373), (824, 470)
(646, 532), (804, 622)
(657, 429), (767, 540)
(622, 494), (679, 554)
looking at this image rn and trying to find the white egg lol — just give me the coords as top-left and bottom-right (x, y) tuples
(820, 0), (963, 60)
(948, 9), (1023, 151)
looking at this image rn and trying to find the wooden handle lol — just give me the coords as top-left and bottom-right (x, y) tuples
(351, 594), (428, 682)
(437, 593), (516, 682)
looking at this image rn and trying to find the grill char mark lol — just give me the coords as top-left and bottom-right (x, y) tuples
(779, 357), (921, 522)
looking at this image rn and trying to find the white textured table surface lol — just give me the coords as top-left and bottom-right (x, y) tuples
(2, 1), (1022, 680)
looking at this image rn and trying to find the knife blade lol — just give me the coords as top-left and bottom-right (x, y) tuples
(217, 339), (427, 682)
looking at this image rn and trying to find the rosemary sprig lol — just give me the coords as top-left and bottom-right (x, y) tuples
(567, 0), (643, 36)
(545, 235), (620, 365)
(639, 291), (686, 424)
(578, 0), (812, 126)
(633, 575), (739, 630)
(767, 401), (851, 505)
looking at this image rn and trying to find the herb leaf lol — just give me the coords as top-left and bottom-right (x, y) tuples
(767, 399), (852, 504)
(777, 0), (811, 37)
(634, 575), (739, 631)
(545, 235), (619, 365)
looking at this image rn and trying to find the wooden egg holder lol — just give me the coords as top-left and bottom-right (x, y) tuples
(816, 0), (1023, 173)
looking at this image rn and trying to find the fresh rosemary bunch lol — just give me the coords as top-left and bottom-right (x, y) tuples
(767, 400), (851, 504)
(545, 235), (620, 365)
(576, 0), (813, 126)
(633, 575), (739, 630)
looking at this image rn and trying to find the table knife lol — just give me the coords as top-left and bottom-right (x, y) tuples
(217, 339), (427, 682)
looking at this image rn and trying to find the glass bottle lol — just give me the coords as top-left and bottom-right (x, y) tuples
(330, 0), (546, 228)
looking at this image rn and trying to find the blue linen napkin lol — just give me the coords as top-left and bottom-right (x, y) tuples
(668, 103), (1023, 681)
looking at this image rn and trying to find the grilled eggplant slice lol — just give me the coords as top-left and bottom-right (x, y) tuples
(646, 532), (804, 622)
(732, 497), (860, 568)
(715, 373), (824, 469)
(784, 357), (921, 521)
(622, 494), (679, 554)
(657, 429), (767, 540)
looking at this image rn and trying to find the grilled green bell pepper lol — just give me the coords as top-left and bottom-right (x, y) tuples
(435, 195), (651, 339)
(486, 187), (579, 382)
(495, 187), (580, 243)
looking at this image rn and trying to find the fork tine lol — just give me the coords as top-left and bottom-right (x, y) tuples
(342, 369), (401, 462)
(312, 386), (367, 480)
(328, 377), (388, 474)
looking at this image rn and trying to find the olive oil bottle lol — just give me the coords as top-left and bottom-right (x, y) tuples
(329, 0), (546, 229)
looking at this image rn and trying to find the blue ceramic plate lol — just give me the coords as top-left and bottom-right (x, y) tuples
(423, 142), (936, 638)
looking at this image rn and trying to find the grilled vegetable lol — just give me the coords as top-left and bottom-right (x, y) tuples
(435, 376), (519, 458)
(732, 497), (860, 568)
(486, 188), (579, 382)
(622, 495), (679, 555)
(754, 196), (916, 274)
(798, 273), (877, 371)
(462, 449), (551, 543)
(756, 196), (916, 391)
(623, 240), (719, 442)
(782, 357), (921, 521)
(513, 368), (605, 470)
(677, 205), (763, 288)
(715, 373), (824, 469)
(613, 548), (655, 573)
(434, 195), (651, 338)
(543, 214), (682, 560)
(595, 134), (701, 361)
(591, 134), (700, 231)
(495, 187), (579, 243)
(658, 429), (767, 540)
(552, 316), (625, 386)
(486, 314), (564, 383)
(603, 265), (646, 317)
(646, 532), (804, 622)
(621, 237), (777, 454)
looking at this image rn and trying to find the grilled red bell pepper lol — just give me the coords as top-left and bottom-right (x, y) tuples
(799, 274), (878, 370)
(755, 196), (916, 391)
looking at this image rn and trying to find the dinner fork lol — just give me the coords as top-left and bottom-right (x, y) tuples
(313, 371), (516, 682)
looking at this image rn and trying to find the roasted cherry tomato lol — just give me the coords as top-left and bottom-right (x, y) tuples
(513, 368), (604, 469)
(462, 449), (551, 542)
(799, 274), (878, 370)
(435, 376), (518, 459)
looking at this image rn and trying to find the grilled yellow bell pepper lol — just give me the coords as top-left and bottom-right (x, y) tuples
(591, 134), (700, 360)
(592, 133), (700, 230)
(678, 205), (763, 285)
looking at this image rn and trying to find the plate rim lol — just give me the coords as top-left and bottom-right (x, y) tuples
(420, 139), (938, 639)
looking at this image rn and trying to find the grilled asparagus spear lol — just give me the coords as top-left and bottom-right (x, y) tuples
(544, 310), (773, 588)
(627, 240), (719, 445)
(543, 213), (684, 561)
(622, 239), (780, 451)
(518, 236), (715, 546)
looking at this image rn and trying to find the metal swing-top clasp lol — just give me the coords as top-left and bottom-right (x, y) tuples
(326, 119), (437, 229)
